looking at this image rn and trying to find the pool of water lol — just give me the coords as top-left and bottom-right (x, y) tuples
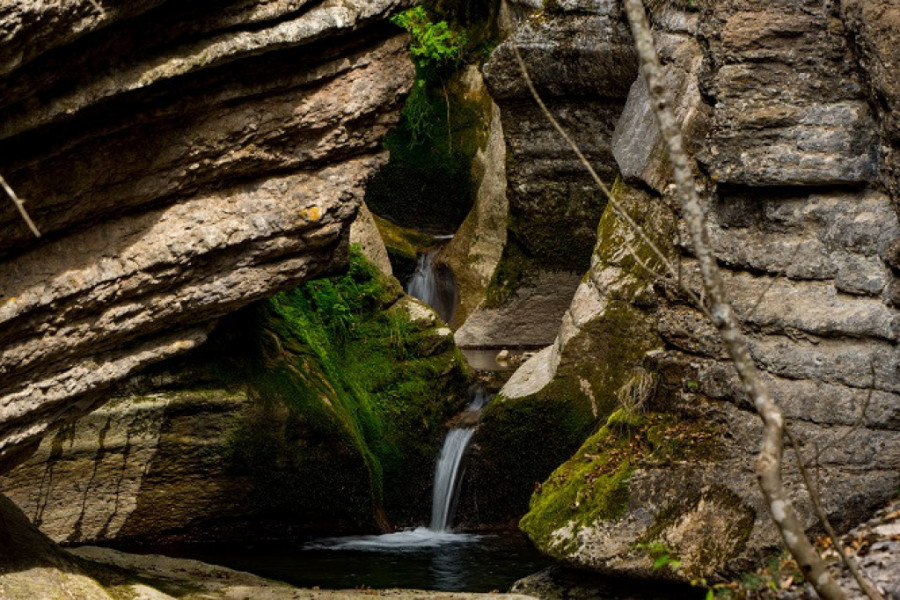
(125, 528), (552, 592)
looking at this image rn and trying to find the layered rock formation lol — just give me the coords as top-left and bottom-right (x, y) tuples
(0, 0), (414, 471)
(494, 0), (900, 583)
(454, 0), (638, 350)
(0, 251), (469, 543)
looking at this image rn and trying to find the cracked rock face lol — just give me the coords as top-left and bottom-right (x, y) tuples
(0, 0), (413, 471)
(500, 0), (900, 581)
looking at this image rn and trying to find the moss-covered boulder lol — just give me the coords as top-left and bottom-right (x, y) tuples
(518, 409), (753, 583)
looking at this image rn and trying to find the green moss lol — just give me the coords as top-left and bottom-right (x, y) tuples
(372, 214), (438, 261)
(520, 410), (725, 556)
(483, 237), (533, 307)
(367, 0), (498, 234)
(221, 246), (470, 528)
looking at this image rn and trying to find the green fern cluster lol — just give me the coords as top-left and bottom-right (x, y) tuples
(392, 5), (468, 74)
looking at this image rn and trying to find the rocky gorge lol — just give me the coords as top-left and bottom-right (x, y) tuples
(0, 0), (899, 599)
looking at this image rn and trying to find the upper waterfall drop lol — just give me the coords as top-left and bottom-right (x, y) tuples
(406, 250), (457, 324)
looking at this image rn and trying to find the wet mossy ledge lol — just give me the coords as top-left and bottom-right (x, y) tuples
(222, 246), (471, 531)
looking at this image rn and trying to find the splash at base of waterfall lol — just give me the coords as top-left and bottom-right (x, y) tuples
(306, 527), (480, 551)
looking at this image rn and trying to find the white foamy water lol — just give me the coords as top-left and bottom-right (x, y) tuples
(307, 527), (481, 551)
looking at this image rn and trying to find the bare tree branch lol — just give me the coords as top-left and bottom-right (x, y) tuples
(786, 427), (885, 600)
(1, 175), (41, 238)
(620, 1), (846, 598)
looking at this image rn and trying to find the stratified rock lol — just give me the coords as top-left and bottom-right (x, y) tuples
(454, 0), (638, 358)
(507, 0), (900, 583)
(484, 0), (636, 268)
(0, 1), (413, 471)
(840, 0), (900, 200)
(698, 0), (879, 185)
(0, 253), (470, 542)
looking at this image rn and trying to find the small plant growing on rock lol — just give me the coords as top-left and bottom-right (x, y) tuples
(636, 541), (683, 572)
(391, 6), (467, 145)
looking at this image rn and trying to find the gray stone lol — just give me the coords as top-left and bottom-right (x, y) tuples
(699, 0), (879, 186)
(455, 270), (583, 349)
(483, 0), (637, 267)
(612, 31), (708, 193)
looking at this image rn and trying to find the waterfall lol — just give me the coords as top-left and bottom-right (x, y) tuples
(429, 385), (490, 532)
(407, 252), (439, 308)
(406, 251), (457, 324)
(308, 387), (490, 548)
(430, 427), (475, 532)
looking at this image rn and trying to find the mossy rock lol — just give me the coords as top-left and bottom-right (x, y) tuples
(456, 383), (598, 526)
(218, 247), (471, 530)
(519, 409), (727, 557)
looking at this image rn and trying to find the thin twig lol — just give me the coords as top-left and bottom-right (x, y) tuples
(786, 426), (885, 600)
(621, 1), (847, 598)
(500, 6), (707, 315)
(1, 175), (41, 238)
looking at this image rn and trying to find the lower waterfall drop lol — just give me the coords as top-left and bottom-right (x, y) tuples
(430, 427), (475, 532)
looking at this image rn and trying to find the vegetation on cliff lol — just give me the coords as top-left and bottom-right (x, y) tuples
(224, 247), (470, 529)
(365, 1), (498, 234)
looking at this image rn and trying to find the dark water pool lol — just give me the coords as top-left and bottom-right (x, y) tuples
(124, 528), (551, 592)
(115, 528), (705, 598)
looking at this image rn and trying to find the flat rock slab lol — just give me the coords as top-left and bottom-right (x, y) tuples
(454, 271), (582, 349)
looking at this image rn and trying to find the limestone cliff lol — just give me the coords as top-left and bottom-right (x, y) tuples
(495, 0), (900, 581)
(0, 0), (414, 471)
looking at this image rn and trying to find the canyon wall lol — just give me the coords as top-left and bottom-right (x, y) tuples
(492, 0), (900, 581)
(0, 0), (414, 471)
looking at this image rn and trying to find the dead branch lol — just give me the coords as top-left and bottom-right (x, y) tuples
(1, 175), (41, 238)
(620, 1), (846, 598)
(786, 427), (885, 600)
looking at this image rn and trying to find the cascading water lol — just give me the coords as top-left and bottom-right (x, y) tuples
(429, 384), (490, 531)
(407, 252), (438, 307)
(406, 250), (457, 324)
(430, 427), (475, 532)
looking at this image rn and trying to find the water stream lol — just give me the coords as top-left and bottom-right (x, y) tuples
(406, 250), (457, 324)
(430, 428), (475, 532)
